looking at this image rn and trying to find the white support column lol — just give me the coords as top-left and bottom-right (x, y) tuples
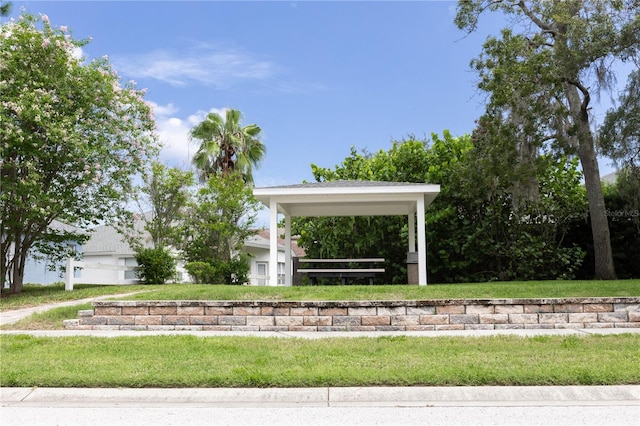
(284, 214), (292, 286)
(416, 196), (427, 285)
(269, 200), (279, 286)
(65, 258), (74, 291)
(408, 210), (416, 253)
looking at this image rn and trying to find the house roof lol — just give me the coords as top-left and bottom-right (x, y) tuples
(601, 171), (618, 184)
(48, 220), (85, 234)
(253, 180), (441, 217)
(244, 229), (306, 257)
(83, 221), (300, 258)
(81, 224), (141, 256)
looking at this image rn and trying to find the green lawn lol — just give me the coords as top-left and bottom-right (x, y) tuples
(3, 280), (638, 314)
(0, 282), (151, 312)
(2, 333), (639, 387)
(118, 280), (639, 301)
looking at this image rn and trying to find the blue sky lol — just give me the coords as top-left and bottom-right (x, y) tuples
(7, 0), (625, 190)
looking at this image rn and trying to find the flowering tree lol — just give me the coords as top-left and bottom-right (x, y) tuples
(1, 13), (159, 293)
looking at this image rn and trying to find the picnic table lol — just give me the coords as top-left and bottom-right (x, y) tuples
(294, 258), (385, 285)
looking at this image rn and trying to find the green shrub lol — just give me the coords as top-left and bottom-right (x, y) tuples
(184, 261), (218, 284)
(221, 253), (251, 285)
(134, 247), (176, 284)
(185, 255), (250, 285)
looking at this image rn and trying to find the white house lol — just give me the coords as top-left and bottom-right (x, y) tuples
(75, 224), (303, 285)
(78, 223), (148, 285)
(244, 229), (305, 285)
(19, 220), (84, 285)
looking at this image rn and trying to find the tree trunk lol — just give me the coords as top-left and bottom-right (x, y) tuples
(1, 241), (7, 292)
(564, 82), (617, 279)
(577, 134), (617, 279)
(10, 236), (25, 294)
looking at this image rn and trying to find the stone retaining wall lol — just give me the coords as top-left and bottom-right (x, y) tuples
(64, 298), (640, 331)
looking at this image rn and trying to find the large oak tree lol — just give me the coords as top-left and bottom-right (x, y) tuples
(455, 0), (639, 279)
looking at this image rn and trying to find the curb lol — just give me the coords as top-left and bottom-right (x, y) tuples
(2, 386), (639, 407)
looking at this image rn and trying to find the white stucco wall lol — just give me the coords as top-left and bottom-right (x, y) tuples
(22, 256), (66, 285)
(77, 254), (139, 285)
(244, 246), (287, 286)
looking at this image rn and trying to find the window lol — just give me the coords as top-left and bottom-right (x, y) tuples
(124, 257), (137, 280)
(256, 262), (268, 286)
(277, 262), (285, 285)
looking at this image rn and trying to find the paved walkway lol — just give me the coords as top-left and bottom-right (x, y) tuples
(0, 292), (144, 326)
(3, 327), (640, 338)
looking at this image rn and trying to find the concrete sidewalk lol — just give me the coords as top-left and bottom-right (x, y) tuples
(2, 386), (639, 407)
(2, 327), (640, 338)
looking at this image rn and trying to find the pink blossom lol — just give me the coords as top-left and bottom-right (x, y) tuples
(60, 26), (68, 32)
(41, 14), (49, 24)
(42, 38), (50, 48)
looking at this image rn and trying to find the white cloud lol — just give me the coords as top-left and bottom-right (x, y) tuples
(150, 102), (229, 169)
(152, 102), (179, 117)
(114, 43), (278, 88)
(71, 46), (83, 60)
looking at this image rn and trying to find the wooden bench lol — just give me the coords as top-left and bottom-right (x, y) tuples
(294, 258), (385, 285)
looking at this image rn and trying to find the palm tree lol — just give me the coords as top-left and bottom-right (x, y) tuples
(1, 1), (12, 17)
(190, 109), (266, 184)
